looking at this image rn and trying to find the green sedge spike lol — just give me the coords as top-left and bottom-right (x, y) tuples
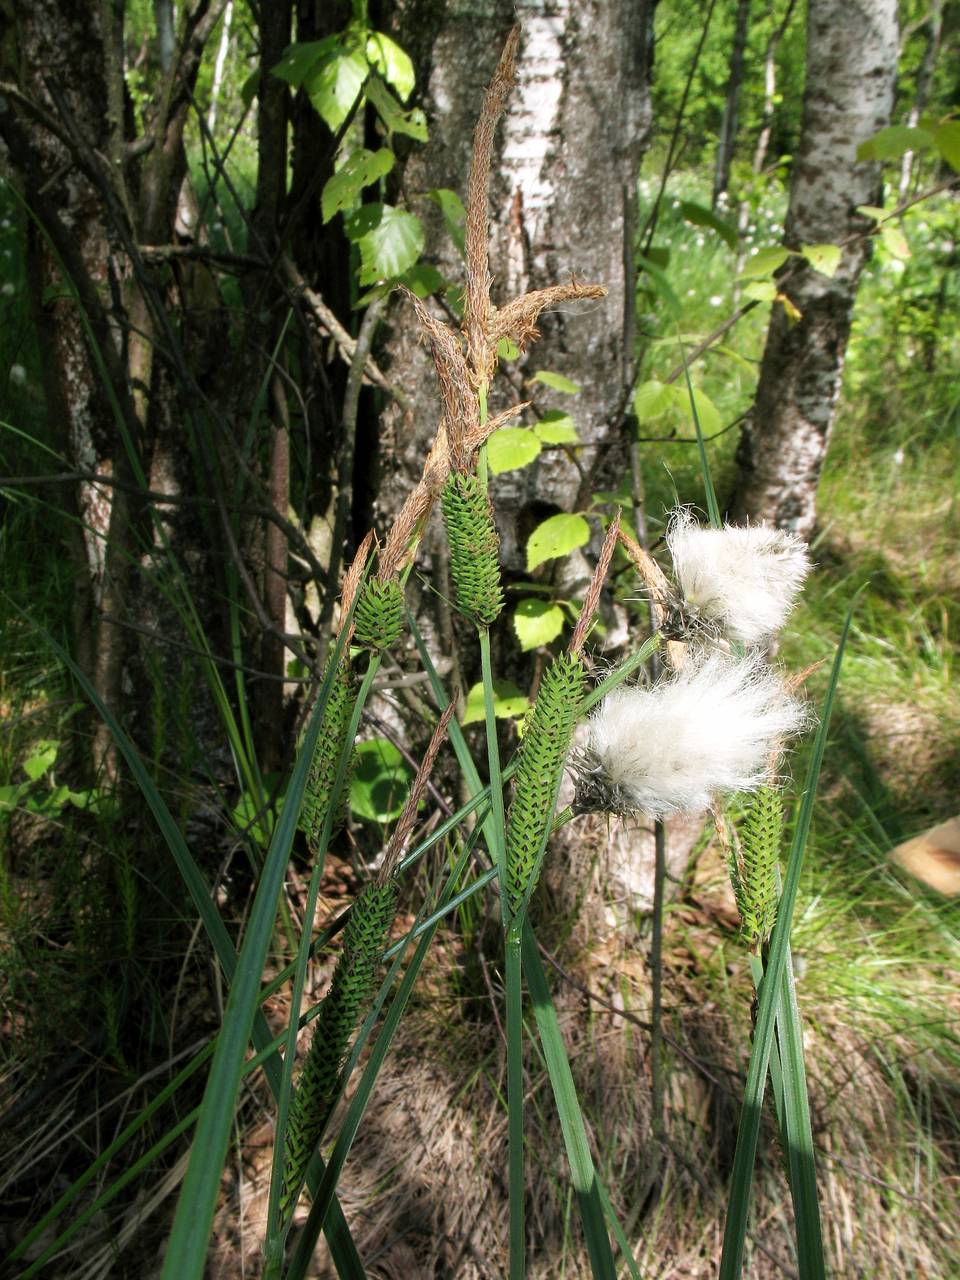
(504, 653), (586, 917)
(279, 878), (397, 1224)
(353, 578), (404, 650)
(735, 785), (784, 949)
(441, 472), (504, 626)
(298, 657), (356, 854)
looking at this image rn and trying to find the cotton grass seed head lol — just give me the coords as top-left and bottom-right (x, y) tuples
(666, 508), (811, 646)
(575, 651), (808, 818)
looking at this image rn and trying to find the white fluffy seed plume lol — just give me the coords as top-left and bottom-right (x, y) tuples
(666, 508), (811, 646)
(579, 651), (808, 818)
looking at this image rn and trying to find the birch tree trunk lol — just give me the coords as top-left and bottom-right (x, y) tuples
(730, 0), (899, 536)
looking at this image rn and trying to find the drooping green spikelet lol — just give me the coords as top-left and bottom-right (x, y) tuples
(441, 472), (504, 626)
(298, 657), (356, 854)
(353, 578), (404, 649)
(504, 653), (586, 917)
(279, 878), (397, 1224)
(732, 785), (783, 949)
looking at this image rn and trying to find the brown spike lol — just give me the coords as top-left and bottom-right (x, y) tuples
(463, 25), (521, 388)
(399, 287), (478, 471)
(490, 280), (608, 367)
(570, 511), (620, 656)
(338, 529), (376, 642)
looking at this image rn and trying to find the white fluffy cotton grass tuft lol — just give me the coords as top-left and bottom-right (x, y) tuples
(576, 651), (809, 818)
(666, 508), (811, 646)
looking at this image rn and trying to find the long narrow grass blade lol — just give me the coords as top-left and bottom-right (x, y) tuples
(163, 635), (351, 1279)
(11, 995), (348, 1279)
(676, 334), (721, 529)
(506, 935), (526, 1276)
(522, 923), (618, 1280)
(719, 601), (855, 1279)
(777, 944), (825, 1278)
(285, 830), (483, 1279)
(594, 1179), (642, 1280)
(266, 653), (381, 1250)
(6, 1039), (215, 1266)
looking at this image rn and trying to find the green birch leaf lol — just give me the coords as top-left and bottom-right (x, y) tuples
(497, 337), (521, 361)
(742, 280), (778, 302)
(366, 75), (428, 140)
(322, 148), (395, 222)
(526, 513), (590, 572)
(350, 739), (412, 823)
(513, 598), (566, 651)
(534, 411), (578, 445)
(462, 680), (530, 725)
(365, 32), (415, 100)
(933, 121), (960, 172)
(800, 243), (842, 278)
(487, 427), (541, 474)
(881, 224), (911, 260)
(345, 204), (425, 283)
(271, 39), (336, 89)
(683, 385), (721, 435)
(739, 246), (792, 279)
(304, 45), (368, 131)
(633, 379), (674, 421)
(399, 262), (445, 297)
(856, 124), (934, 162)
(531, 370), (582, 394)
(426, 188), (466, 254)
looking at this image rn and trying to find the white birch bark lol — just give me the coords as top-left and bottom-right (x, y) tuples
(731, 0), (899, 536)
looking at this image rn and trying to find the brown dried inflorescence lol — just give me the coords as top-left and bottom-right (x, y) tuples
(569, 511), (621, 658)
(378, 24), (607, 584)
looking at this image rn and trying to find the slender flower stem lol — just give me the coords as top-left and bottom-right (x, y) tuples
(479, 627), (509, 921)
(506, 934), (525, 1277)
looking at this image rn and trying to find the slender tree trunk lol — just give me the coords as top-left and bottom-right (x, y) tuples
(899, 0), (944, 197)
(712, 0), (752, 210)
(730, 0), (899, 536)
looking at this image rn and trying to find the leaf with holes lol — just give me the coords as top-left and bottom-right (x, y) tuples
(366, 75), (428, 141)
(801, 243), (842, 278)
(513, 598), (566, 651)
(322, 148), (395, 222)
(303, 44), (368, 131)
(527, 513), (590, 573)
(487, 427), (541, 475)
